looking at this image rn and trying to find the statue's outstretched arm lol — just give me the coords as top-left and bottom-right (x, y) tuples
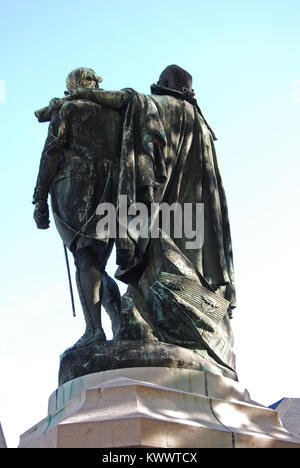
(66, 88), (129, 109)
(34, 89), (130, 122)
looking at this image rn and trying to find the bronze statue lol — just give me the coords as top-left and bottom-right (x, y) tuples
(33, 67), (122, 346)
(33, 65), (237, 385)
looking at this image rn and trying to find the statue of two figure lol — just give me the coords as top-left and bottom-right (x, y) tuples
(33, 65), (237, 385)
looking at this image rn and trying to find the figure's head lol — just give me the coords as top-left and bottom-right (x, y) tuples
(157, 65), (193, 93)
(66, 67), (103, 92)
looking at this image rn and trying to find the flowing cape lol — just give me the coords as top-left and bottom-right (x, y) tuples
(116, 87), (236, 309)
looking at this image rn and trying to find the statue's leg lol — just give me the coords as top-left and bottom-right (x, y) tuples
(100, 271), (121, 338)
(97, 240), (121, 338)
(73, 246), (106, 346)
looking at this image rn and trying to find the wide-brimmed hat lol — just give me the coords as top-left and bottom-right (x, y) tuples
(157, 65), (193, 92)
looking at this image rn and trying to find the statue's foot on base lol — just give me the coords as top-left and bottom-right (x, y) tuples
(68, 329), (106, 351)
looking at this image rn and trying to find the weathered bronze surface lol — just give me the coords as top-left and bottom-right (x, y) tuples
(59, 341), (237, 385)
(33, 65), (237, 385)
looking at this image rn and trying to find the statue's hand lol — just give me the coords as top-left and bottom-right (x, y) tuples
(34, 200), (50, 229)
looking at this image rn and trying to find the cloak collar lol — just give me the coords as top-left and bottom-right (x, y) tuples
(150, 84), (217, 141)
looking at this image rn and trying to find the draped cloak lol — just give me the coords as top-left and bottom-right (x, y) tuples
(115, 86), (236, 310)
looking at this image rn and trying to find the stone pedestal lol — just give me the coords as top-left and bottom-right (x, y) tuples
(18, 368), (300, 448)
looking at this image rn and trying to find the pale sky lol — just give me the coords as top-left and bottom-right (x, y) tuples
(0, 0), (300, 448)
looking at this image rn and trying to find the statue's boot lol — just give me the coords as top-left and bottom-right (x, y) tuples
(101, 271), (121, 338)
(73, 249), (107, 348)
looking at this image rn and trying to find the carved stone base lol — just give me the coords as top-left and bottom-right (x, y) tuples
(19, 368), (300, 448)
(59, 340), (237, 386)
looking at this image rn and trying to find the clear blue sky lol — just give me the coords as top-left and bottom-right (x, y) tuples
(0, 0), (300, 447)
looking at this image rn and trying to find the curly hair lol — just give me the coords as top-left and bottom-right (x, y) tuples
(65, 67), (102, 92)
